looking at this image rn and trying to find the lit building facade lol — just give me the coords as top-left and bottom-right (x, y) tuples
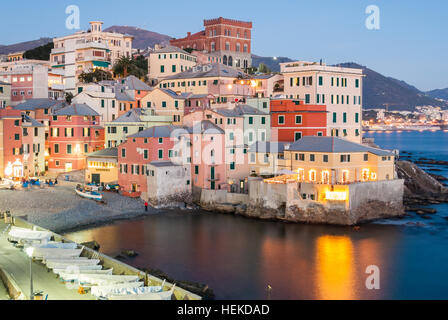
(281, 61), (363, 143)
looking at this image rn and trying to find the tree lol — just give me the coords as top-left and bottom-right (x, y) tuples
(79, 69), (113, 83)
(65, 92), (74, 104)
(113, 56), (148, 79)
(113, 57), (134, 78)
(23, 42), (54, 61)
(258, 63), (271, 74)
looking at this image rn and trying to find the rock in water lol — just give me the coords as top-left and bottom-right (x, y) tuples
(81, 240), (100, 251)
(122, 249), (138, 257)
(396, 161), (448, 196)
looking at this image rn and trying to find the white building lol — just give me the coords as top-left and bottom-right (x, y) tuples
(51, 21), (133, 93)
(281, 61), (364, 143)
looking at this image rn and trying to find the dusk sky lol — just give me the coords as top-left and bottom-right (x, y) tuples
(1, 0), (446, 91)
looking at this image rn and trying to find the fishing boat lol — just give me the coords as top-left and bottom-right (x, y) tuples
(58, 269), (114, 282)
(8, 227), (52, 243)
(0, 179), (14, 190)
(46, 259), (100, 270)
(75, 185), (103, 201)
(78, 274), (140, 286)
(31, 247), (83, 260)
(108, 285), (176, 300)
(32, 242), (78, 250)
(91, 282), (145, 298)
(52, 265), (103, 274)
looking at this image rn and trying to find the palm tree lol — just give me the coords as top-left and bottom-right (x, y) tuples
(113, 57), (134, 78)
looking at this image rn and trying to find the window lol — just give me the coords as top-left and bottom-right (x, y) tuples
(162, 101), (167, 108)
(144, 150), (148, 159)
(14, 134), (20, 140)
(160, 65), (165, 73)
(340, 154), (351, 162)
(84, 144), (88, 153)
(278, 115), (285, 124)
(159, 138), (163, 144)
(310, 154), (315, 162)
(318, 76), (323, 86)
(230, 162), (235, 170)
(67, 144), (72, 154)
(364, 154), (369, 161)
(355, 113), (359, 123)
(158, 149), (163, 159)
(248, 117), (253, 125)
(295, 115), (302, 124)
(54, 144), (59, 153)
(121, 148), (126, 158)
(355, 79), (359, 88)
(195, 166), (199, 175)
(305, 94), (310, 104)
(294, 132), (302, 141)
(317, 131), (323, 136)
(343, 112), (347, 123)
(333, 112), (337, 123)
(323, 155), (329, 162)
(261, 117), (266, 125)
(172, 65), (176, 73)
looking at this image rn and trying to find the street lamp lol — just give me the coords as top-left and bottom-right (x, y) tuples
(25, 247), (34, 300)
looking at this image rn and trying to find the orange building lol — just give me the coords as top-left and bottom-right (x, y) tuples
(270, 99), (327, 142)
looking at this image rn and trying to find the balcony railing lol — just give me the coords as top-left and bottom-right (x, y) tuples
(207, 174), (220, 181)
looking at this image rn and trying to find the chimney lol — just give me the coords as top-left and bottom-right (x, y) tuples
(187, 32), (191, 37)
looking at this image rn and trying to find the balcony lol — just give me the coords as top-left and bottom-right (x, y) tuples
(207, 174), (221, 181)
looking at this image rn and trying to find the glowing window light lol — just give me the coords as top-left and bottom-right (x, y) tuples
(342, 170), (349, 183)
(297, 168), (305, 181)
(370, 172), (377, 180)
(322, 170), (330, 184)
(309, 169), (316, 182)
(325, 191), (347, 201)
(227, 84), (233, 90)
(361, 169), (370, 181)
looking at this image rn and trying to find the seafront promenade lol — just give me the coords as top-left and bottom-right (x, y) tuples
(0, 218), (201, 300)
(0, 220), (95, 300)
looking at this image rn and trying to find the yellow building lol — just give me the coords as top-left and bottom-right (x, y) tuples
(140, 88), (185, 124)
(282, 136), (395, 184)
(85, 147), (118, 185)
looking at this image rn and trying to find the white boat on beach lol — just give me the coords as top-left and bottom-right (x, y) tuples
(75, 186), (103, 201)
(8, 227), (52, 243)
(78, 274), (140, 286)
(52, 265), (103, 274)
(31, 248), (83, 260)
(0, 179), (14, 190)
(91, 282), (145, 298)
(58, 269), (114, 282)
(108, 285), (175, 300)
(32, 242), (78, 250)
(46, 259), (100, 269)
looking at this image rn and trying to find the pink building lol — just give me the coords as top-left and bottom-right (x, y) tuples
(184, 109), (249, 192)
(0, 107), (46, 178)
(117, 125), (185, 198)
(48, 104), (105, 173)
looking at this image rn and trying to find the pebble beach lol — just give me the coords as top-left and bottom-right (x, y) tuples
(0, 181), (158, 233)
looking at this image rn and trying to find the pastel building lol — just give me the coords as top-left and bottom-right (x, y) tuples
(270, 99), (327, 142)
(158, 64), (254, 103)
(280, 61), (363, 143)
(0, 61), (63, 105)
(141, 88), (186, 124)
(248, 142), (289, 176)
(48, 104), (105, 173)
(147, 45), (198, 84)
(105, 108), (173, 148)
(0, 81), (11, 108)
(85, 147), (118, 185)
(51, 21), (133, 93)
(183, 109), (250, 192)
(170, 17), (253, 69)
(72, 87), (118, 122)
(249, 74), (284, 98)
(118, 125), (187, 199)
(0, 108), (45, 178)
